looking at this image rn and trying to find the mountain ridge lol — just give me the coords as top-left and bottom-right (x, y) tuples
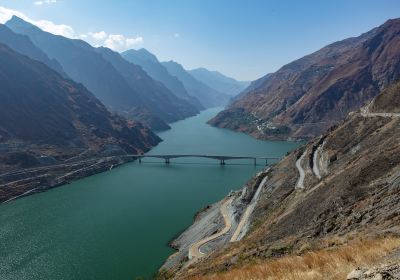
(162, 60), (230, 108)
(0, 42), (161, 202)
(189, 67), (250, 97)
(161, 78), (400, 280)
(121, 48), (204, 110)
(208, 18), (400, 140)
(5, 16), (199, 130)
(0, 23), (66, 77)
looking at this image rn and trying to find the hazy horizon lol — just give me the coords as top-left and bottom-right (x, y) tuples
(0, 0), (399, 80)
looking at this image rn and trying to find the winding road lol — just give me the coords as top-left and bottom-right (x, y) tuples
(360, 103), (400, 118)
(312, 141), (326, 180)
(295, 106), (400, 189)
(230, 175), (268, 242)
(188, 197), (234, 259)
(295, 151), (306, 189)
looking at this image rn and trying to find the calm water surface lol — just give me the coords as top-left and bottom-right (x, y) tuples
(0, 108), (300, 280)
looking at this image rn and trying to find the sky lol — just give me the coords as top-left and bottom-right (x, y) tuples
(0, 0), (399, 81)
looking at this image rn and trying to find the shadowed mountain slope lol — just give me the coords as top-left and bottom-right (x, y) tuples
(122, 48), (204, 110)
(162, 60), (230, 108)
(209, 18), (400, 140)
(0, 24), (66, 76)
(0, 42), (160, 156)
(6, 16), (199, 130)
(189, 67), (249, 96)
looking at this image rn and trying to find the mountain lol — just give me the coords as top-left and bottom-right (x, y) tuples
(228, 73), (272, 104)
(189, 67), (250, 96)
(161, 80), (400, 280)
(0, 42), (161, 202)
(122, 48), (204, 110)
(162, 60), (230, 108)
(95, 47), (200, 124)
(0, 42), (160, 151)
(0, 42), (160, 165)
(0, 24), (66, 76)
(5, 16), (199, 130)
(209, 18), (400, 140)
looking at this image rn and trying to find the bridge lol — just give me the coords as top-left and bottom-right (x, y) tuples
(124, 154), (281, 165)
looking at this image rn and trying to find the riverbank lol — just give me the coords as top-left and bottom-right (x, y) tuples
(159, 170), (269, 276)
(0, 155), (135, 203)
(159, 92), (400, 279)
(0, 108), (300, 280)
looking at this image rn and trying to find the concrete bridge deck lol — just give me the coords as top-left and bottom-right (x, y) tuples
(124, 154), (281, 165)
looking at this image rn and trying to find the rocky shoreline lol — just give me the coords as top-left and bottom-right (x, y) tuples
(158, 170), (269, 276)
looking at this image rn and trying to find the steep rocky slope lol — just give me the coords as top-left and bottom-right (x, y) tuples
(0, 43), (160, 202)
(0, 24), (66, 76)
(188, 67), (249, 97)
(122, 48), (204, 110)
(161, 81), (400, 279)
(6, 16), (199, 130)
(162, 61), (230, 108)
(95, 47), (200, 123)
(209, 18), (400, 140)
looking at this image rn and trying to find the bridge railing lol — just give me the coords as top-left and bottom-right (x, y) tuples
(123, 154), (281, 165)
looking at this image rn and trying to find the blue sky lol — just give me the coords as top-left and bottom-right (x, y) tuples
(0, 0), (399, 80)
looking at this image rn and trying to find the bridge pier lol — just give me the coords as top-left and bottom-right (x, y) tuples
(138, 157), (142, 164)
(254, 158), (257, 166)
(165, 158), (170, 164)
(220, 159), (225, 165)
(265, 159), (268, 166)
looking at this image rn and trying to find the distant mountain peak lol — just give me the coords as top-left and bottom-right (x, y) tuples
(121, 49), (204, 110)
(162, 60), (230, 107)
(0, 23), (67, 77)
(7, 15), (37, 31)
(6, 18), (200, 130)
(188, 67), (250, 96)
(122, 48), (158, 63)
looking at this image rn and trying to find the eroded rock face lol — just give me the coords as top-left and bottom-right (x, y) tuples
(347, 263), (400, 279)
(209, 18), (400, 140)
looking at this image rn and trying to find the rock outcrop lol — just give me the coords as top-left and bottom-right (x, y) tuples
(347, 262), (400, 280)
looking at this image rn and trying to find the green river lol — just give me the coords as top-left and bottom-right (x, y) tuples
(0, 108), (300, 280)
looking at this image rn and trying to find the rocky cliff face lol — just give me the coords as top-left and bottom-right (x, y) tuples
(209, 18), (400, 140)
(0, 43), (161, 201)
(162, 81), (400, 279)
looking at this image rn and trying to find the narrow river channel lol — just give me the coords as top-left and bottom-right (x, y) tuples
(0, 108), (300, 280)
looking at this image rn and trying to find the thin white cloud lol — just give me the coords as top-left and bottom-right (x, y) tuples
(83, 31), (144, 52)
(104, 34), (144, 51)
(34, 0), (57, 6)
(89, 31), (107, 40)
(174, 33), (180, 38)
(0, 6), (74, 38)
(0, 6), (144, 51)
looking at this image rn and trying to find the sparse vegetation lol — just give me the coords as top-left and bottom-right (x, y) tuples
(191, 237), (400, 280)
